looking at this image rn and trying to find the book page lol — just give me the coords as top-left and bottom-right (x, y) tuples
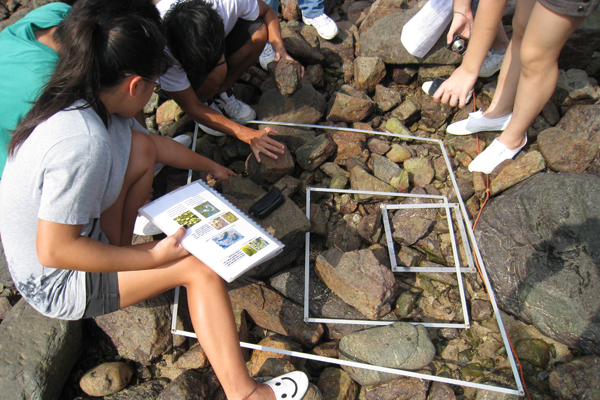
(139, 181), (283, 282)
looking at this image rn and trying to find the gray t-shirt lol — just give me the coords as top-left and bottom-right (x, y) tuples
(0, 102), (134, 320)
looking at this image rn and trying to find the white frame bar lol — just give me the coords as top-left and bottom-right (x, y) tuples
(168, 121), (525, 397)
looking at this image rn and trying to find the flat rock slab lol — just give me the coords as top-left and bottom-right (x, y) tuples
(0, 299), (81, 400)
(475, 173), (600, 355)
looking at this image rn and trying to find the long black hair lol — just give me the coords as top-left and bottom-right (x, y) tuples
(9, 9), (171, 155)
(163, 0), (225, 90)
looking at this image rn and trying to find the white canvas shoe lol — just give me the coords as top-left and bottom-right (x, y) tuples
(468, 137), (527, 174)
(264, 371), (309, 399)
(447, 111), (512, 135)
(302, 13), (339, 40)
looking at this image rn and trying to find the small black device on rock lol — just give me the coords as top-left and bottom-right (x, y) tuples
(249, 188), (284, 219)
(446, 33), (469, 56)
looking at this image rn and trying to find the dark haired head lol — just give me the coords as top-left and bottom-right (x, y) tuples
(9, 11), (171, 154)
(163, 0), (225, 89)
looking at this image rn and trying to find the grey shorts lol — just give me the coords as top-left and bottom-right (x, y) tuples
(81, 271), (120, 319)
(538, 0), (599, 17)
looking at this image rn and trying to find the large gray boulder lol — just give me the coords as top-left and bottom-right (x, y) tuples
(0, 299), (81, 400)
(475, 173), (600, 355)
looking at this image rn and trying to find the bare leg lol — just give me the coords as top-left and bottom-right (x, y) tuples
(497, 1), (584, 149)
(220, 24), (268, 93)
(483, 0), (537, 120)
(100, 130), (156, 246)
(118, 255), (275, 400)
(491, 22), (510, 50)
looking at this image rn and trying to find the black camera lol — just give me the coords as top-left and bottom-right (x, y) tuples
(446, 34), (469, 56)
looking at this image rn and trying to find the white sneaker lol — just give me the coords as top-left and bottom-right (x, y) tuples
(133, 215), (163, 236)
(264, 371), (309, 399)
(197, 102), (227, 137)
(447, 110), (512, 135)
(468, 137), (527, 174)
(479, 51), (504, 78)
(302, 13), (339, 40)
(259, 42), (276, 71)
(215, 92), (256, 122)
(154, 134), (193, 176)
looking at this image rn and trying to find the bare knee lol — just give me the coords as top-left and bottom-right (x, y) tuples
(181, 258), (224, 289)
(131, 130), (158, 167)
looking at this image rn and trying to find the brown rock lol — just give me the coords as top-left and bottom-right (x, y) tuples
(490, 151), (546, 195)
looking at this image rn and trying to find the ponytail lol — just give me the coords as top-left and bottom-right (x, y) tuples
(9, 12), (170, 155)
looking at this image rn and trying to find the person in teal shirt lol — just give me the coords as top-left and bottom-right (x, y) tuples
(0, 2), (71, 178)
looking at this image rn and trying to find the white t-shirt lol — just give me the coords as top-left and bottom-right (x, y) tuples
(0, 102), (136, 320)
(156, 0), (260, 92)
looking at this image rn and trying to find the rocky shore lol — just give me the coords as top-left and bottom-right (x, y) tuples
(1, 0), (600, 399)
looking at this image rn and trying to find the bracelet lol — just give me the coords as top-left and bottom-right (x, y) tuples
(241, 381), (259, 400)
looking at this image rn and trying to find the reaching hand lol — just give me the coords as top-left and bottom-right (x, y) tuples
(150, 227), (189, 266)
(447, 11), (474, 44)
(432, 66), (478, 108)
(207, 164), (237, 184)
(239, 126), (285, 162)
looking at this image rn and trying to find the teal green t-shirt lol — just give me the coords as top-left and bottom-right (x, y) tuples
(0, 2), (71, 178)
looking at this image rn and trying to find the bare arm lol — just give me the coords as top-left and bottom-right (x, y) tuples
(36, 220), (189, 272)
(166, 87), (285, 162)
(434, 0), (507, 107)
(149, 131), (236, 183)
(258, 0), (295, 63)
(447, 0), (474, 43)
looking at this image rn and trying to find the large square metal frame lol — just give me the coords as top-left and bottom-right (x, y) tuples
(169, 121), (525, 397)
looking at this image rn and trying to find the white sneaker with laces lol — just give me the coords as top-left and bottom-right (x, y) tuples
(479, 51), (504, 78)
(468, 137), (527, 174)
(197, 102), (227, 136)
(447, 110), (512, 135)
(259, 42), (276, 70)
(215, 92), (256, 122)
(302, 13), (339, 40)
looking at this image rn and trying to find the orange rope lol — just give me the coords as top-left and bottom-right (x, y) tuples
(467, 99), (532, 399)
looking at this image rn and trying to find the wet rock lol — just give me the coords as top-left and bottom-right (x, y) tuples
(0, 299), (81, 400)
(386, 143), (414, 163)
(354, 56), (386, 93)
(104, 378), (170, 400)
(326, 215), (362, 252)
(339, 322), (436, 385)
(475, 173), (600, 354)
(489, 151), (546, 195)
(94, 294), (174, 365)
(258, 84), (326, 123)
(392, 98), (421, 125)
(548, 355), (600, 400)
(317, 367), (359, 400)
(538, 127), (598, 173)
(556, 104), (600, 144)
(156, 369), (224, 400)
(404, 157), (434, 187)
(281, 26), (326, 65)
(228, 277), (324, 347)
(470, 299), (493, 321)
(246, 145), (295, 184)
(373, 84), (403, 114)
(272, 58), (304, 97)
(296, 134), (338, 171)
(315, 248), (398, 320)
(331, 130), (369, 165)
(247, 335), (304, 376)
(427, 382), (456, 400)
(359, 7), (462, 65)
(349, 166), (397, 202)
(79, 362), (134, 397)
(359, 376), (429, 399)
(327, 91), (375, 123)
(514, 339), (550, 369)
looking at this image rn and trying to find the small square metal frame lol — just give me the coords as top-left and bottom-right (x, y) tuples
(168, 121), (525, 397)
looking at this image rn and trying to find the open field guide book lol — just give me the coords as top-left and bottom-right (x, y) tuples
(138, 179), (284, 282)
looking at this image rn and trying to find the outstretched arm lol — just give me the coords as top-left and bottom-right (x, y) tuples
(258, 0), (299, 66)
(167, 87), (285, 162)
(434, 0), (507, 107)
